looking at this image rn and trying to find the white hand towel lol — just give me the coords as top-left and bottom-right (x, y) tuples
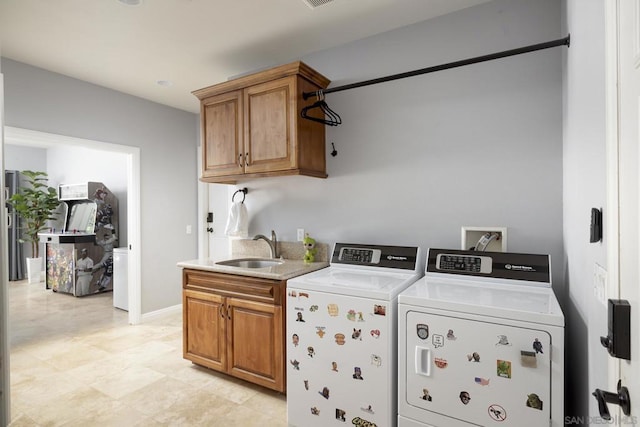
(224, 201), (248, 237)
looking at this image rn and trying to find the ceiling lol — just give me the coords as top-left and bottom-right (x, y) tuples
(0, 0), (492, 114)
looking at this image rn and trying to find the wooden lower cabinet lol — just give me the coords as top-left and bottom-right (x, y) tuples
(227, 298), (283, 389)
(183, 290), (226, 371)
(182, 269), (286, 392)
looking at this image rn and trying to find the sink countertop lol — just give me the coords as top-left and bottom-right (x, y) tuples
(177, 258), (329, 280)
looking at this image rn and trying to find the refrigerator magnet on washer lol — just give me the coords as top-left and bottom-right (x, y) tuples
(361, 404), (375, 414)
(475, 377), (490, 386)
(497, 360), (512, 378)
(416, 324), (429, 339)
(370, 354), (382, 367)
(459, 391), (471, 405)
(374, 304), (386, 315)
(433, 334), (444, 348)
(467, 352), (480, 362)
(526, 393), (543, 410)
(328, 304), (339, 316)
(352, 367), (364, 380)
(434, 357), (448, 368)
(521, 350), (537, 368)
(496, 335), (511, 346)
(532, 338), (544, 354)
(319, 387), (330, 399)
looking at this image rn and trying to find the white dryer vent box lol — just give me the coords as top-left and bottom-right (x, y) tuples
(461, 226), (507, 252)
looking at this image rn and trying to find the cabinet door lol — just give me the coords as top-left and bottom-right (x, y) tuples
(227, 297), (285, 392)
(201, 90), (244, 178)
(244, 76), (297, 174)
(183, 290), (226, 372)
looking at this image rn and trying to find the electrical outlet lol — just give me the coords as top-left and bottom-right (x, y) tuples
(297, 228), (305, 242)
(186, 225), (192, 235)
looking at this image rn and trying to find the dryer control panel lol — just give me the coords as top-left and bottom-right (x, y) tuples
(427, 248), (551, 285)
(436, 253), (492, 274)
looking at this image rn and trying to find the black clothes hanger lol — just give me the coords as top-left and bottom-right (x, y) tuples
(300, 91), (342, 126)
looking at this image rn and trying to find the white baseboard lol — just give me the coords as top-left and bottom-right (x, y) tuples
(141, 304), (182, 322)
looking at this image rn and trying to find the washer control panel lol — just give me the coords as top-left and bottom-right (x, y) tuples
(436, 254), (492, 274)
(338, 247), (382, 264)
(331, 243), (421, 271)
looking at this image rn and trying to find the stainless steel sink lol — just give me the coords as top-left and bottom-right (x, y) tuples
(215, 258), (284, 269)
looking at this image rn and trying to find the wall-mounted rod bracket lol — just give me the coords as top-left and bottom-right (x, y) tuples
(303, 35), (570, 100)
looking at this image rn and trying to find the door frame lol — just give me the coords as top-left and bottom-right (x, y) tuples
(604, 0), (623, 412)
(0, 72), (10, 426)
(605, 0), (640, 419)
(3, 126), (142, 325)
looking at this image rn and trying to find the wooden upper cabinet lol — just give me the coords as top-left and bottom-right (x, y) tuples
(201, 90), (243, 178)
(193, 61), (330, 183)
(244, 77), (295, 174)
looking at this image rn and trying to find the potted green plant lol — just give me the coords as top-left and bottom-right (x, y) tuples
(8, 170), (60, 283)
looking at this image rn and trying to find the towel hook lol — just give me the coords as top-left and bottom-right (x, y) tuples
(232, 187), (248, 203)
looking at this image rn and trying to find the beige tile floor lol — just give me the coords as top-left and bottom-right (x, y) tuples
(7, 279), (287, 426)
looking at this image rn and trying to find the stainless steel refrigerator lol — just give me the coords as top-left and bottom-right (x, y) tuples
(5, 170), (24, 281)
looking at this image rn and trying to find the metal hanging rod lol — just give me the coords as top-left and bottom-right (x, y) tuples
(302, 35), (570, 100)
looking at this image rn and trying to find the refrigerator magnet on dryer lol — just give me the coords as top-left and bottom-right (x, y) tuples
(398, 249), (564, 427)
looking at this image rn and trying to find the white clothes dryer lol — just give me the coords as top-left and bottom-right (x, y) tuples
(398, 248), (564, 427)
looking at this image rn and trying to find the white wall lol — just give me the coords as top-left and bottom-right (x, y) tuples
(4, 145), (46, 172)
(213, 0), (564, 279)
(562, 0), (606, 421)
(1, 58), (199, 314)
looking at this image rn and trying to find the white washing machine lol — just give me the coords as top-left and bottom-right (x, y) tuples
(398, 249), (564, 427)
(287, 243), (424, 427)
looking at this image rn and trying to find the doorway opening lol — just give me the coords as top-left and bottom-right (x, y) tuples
(4, 126), (141, 324)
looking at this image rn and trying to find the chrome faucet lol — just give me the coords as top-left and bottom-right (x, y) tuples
(253, 230), (279, 259)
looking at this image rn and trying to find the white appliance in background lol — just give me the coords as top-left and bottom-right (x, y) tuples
(398, 249), (564, 427)
(287, 243), (424, 427)
(113, 247), (128, 310)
